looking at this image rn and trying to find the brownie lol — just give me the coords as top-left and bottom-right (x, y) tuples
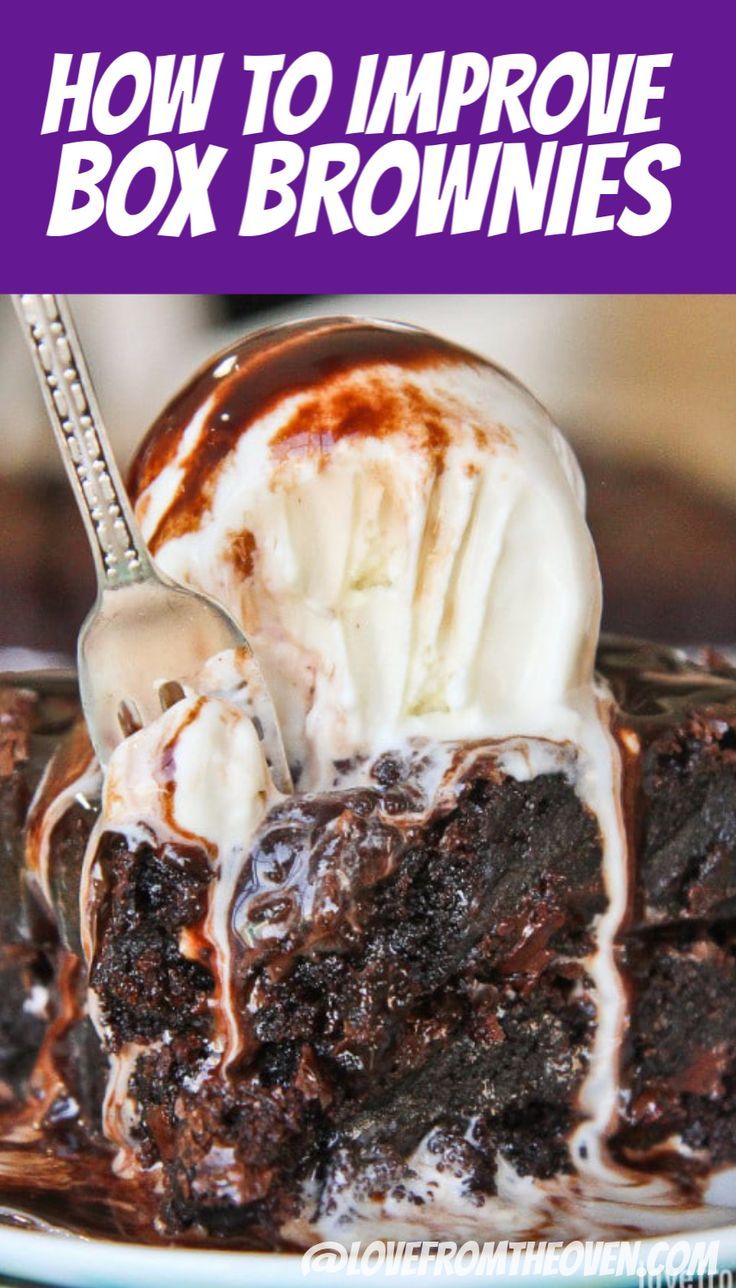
(602, 640), (736, 1176)
(0, 682), (74, 1104)
(602, 637), (736, 928)
(85, 748), (603, 1237)
(2, 639), (736, 1245)
(611, 924), (736, 1168)
(0, 676), (106, 1132)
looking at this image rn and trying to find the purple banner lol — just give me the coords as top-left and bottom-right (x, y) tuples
(2, 0), (734, 291)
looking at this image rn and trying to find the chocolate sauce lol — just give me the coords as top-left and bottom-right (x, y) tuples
(0, 1139), (156, 1243)
(598, 635), (736, 731)
(600, 638), (736, 936)
(127, 318), (489, 552)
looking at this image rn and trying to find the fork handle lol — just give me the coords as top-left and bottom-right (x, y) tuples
(13, 294), (153, 591)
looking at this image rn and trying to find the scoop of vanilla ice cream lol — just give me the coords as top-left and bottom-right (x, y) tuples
(132, 319), (601, 786)
(94, 686), (273, 868)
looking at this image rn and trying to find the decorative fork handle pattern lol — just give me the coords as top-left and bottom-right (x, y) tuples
(13, 294), (152, 590)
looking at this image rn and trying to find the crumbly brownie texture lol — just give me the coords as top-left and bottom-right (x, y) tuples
(90, 751), (603, 1239)
(2, 639), (736, 1244)
(602, 640), (736, 1172)
(612, 924), (736, 1169)
(601, 640), (736, 926)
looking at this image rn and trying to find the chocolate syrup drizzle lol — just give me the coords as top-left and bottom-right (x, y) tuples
(128, 319), (513, 553)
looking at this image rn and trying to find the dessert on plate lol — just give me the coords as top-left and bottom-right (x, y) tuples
(1, 317), (736, 1246)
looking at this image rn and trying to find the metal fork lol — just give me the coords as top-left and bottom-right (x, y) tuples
(13, 294), (293, 792)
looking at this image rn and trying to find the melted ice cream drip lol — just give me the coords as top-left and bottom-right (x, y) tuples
(80, 651), (281, 1163)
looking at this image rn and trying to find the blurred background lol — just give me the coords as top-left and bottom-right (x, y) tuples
(0, 292), (734, 666)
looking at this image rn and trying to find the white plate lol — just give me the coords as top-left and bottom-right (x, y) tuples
(1, 1223), (736, 1288)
